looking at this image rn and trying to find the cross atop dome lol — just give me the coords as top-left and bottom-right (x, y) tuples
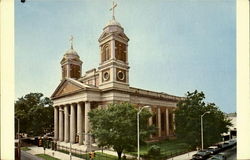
(70, 35), (74, 49)
(109, 1), (117, 20)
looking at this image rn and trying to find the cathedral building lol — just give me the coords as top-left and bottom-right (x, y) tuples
(51, 4), (183, 150)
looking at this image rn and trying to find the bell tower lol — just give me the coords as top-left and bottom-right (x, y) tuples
(98, 2), (129, 89)
(61, 36), (83, 80)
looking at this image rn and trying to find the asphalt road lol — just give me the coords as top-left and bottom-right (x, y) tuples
(220, 146), (236, 160)
(21, 150), (43, 160)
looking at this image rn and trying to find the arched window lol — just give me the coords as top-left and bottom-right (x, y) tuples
(115, 41), (126, 62)
(105, 46), (109, 60)
(102, 44), (110, 62)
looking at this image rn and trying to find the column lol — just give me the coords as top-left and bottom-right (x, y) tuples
(77, 102), (83, 145)
(148, 108), (153, 138)
(173, 112), (176, 131)
(125, 46), (128, 63)
(70, 103), (76, 143)
(59, 106), (64, 141)
(157, 107), (161, 137)
(54, 106), (59, 141)
(66, 64), (70, 78)
(64, 105), (69, 142)
(165, 108), (169, 136)
(110, 40), (115, 59)
(84, 102), (91, 145)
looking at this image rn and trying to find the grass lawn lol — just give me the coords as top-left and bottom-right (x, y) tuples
(126, 139), (191, 158)
(57, 149), (121, 160)
(36, 154), (60, 160)
(21, 147), (30, 151)
(94, 152), (119, 160)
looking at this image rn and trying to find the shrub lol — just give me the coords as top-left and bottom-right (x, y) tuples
(148, 145), (161, 156)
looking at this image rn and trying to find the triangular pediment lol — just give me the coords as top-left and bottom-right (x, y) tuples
(98, 32), (111, 42)
(51, 78), (91, 98)
(55, 81), (82, 97)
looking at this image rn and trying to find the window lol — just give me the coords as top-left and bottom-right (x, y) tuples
(102, 44), (110, 62)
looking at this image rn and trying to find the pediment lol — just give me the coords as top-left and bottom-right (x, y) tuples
(117, 33), (129, 41)
(98, 32), (110, 42)
(51, 78), (88, 98)
(56, 82), (82, 97)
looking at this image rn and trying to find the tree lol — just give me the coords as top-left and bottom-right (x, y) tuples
(15, 93), (54, 136)
(88, 103), (154, 159)
(175, 90), (232, 148)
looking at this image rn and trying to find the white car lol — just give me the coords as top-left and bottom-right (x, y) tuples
(206, 146), (220, 155)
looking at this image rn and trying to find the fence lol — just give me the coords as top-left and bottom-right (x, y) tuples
(140, 149), (192, 160)
(47, 140), (193, 160)
(140, 141), (194, 160)
(52, 143), (121, 160)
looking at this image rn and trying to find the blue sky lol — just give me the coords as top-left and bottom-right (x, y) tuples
(15, 0), (236, 113)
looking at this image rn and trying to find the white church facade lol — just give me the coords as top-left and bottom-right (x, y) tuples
(51, 4), (183, 150)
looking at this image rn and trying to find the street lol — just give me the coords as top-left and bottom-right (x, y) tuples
(220, 146), (236, 160)
(21, 150), (43, 160)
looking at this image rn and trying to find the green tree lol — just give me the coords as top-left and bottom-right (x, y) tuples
(88, 103), (154, 159)
(15, 93), (54, 136)
(175, 90), (232, 148)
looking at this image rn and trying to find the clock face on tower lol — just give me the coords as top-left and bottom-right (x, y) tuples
(102, 69), (110, 82)
(116, 69), (126, 82)
(117, 71), (125, 80)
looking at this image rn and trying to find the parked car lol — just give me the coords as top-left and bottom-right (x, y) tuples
(221, 142), (230, 149)
(206, 146), (220, 155)
(192, 150), (211, 160)
(228, 139), (236, 146)
(214, 143), (224, 152)
(207, 153), (226, 160)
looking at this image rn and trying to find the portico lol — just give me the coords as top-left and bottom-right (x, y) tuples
(53, 101), (90, 145)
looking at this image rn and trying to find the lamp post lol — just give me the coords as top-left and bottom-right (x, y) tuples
(59, 109), (72, 160)
(137, 105), (150, 160)
(15, 118), (21, 160)
(201, 111), (210, 150)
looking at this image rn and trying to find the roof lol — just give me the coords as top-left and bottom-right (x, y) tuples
(51, 78), (99, 99)
(105, 19), (121, 27)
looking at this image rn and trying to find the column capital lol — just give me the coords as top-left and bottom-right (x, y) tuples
(53, 105), (59, 108)
(76, 101), (84, 105)
(70, 103), (76, 106)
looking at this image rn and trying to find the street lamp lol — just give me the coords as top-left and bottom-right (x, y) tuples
(59, 109), (72, 160)
(15, 118), (21, 160)
(137, 105), (150, 160)
(201, 111), (210, 150)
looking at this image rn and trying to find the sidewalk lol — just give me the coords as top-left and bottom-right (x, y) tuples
(26, 146), (84, 160)
(26, 146), (135, 160)
(95, 149), (135, 159)
(27, 145), (197, 160)
(166, 151), (197, 160)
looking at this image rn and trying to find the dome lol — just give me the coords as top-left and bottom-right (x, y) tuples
(105, 19), (121, 27)
(65, 48), (78, 56)
(62, 47), (80, 61)
(103, 19), (124, 34)
(61, 37), (82, 65)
